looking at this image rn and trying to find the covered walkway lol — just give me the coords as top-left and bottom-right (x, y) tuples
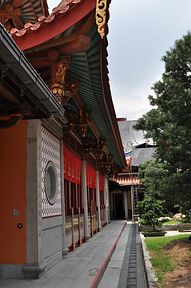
(0, 221), (147, 288)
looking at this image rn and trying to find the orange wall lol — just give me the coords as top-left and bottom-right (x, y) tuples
(0, 121), (27, 264)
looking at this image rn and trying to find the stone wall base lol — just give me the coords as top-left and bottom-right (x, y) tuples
(0, 264), (24, 279)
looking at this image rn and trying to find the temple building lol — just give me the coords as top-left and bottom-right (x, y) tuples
(0, 0), (126, 279)
(110, 118), (156, 221)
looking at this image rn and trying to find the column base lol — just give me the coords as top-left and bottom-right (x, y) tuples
(23, 263), (46, 279)
(62, 248), (69, 257)
(85, 234), (90, 241)
(97, 226), (102, 232)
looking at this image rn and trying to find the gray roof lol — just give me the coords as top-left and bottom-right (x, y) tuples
(118, 120), (144, 149)
(131, 147), (156, 166)
(117, 119), (155, 167)
(118, 120), (153, 151)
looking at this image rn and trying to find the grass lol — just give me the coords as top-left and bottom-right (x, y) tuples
(145, 234), (191, 285)
(145, 234), (189, 250)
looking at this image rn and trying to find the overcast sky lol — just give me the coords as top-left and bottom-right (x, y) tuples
(48, 0), (191, 120)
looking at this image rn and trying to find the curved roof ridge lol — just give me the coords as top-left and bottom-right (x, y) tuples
(10, 0), (81, 37)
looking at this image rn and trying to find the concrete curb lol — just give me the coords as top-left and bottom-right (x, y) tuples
(140, 233), (157, 288)
(89, 221), (127, 288)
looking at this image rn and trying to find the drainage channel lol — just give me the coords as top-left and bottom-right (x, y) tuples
(117, 223), (147, 288)
(126, 224), (137, 287)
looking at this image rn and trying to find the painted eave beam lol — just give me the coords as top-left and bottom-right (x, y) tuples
(0, 23), (65, 118)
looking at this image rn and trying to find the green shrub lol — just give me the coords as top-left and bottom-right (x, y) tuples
(138, 193), (165, 231)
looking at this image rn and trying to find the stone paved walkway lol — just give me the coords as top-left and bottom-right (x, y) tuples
(0, 221), (147, 288)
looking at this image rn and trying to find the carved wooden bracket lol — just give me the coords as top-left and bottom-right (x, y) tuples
(0, 2), (23, 30)
(63, 103), (79, 133)
(81, 144), (93, 156)
(75, 113), (89, 138)
(80, 138), (105, 158)
(92, 138), (106, 160)
(66, 82), (79, 98)
(51, 61), (70, 104)
(63, 109), (90, 139)
(97, 153), (114, 176)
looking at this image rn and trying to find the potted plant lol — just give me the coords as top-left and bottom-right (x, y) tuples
(138, 193), (166, 237)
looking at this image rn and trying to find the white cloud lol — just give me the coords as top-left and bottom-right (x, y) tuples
(47, 0), (61, 12)
(110, 67), (163, 120)
(112, 84), (152, 120)
(108, 0), (191, 119)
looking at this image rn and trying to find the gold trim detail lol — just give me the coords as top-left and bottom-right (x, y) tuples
(96, 0), (107, 39)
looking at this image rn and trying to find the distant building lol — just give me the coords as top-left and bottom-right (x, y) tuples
(110, 119), (156, 220)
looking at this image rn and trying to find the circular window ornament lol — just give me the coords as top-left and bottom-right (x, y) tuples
(45, 161), (58, 205)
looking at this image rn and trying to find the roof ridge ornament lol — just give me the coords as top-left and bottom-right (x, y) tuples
(96, 0), (107, 39)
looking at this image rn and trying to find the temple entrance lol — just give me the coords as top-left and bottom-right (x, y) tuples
(113, 193), (125, 219)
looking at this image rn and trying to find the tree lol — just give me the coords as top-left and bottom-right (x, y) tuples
(135, 32), (191, 171)
(138, 160), (185, 215)
(139, 159), (169, 197)
(138, 193), (165, 231)
(135, 32), (191, 218)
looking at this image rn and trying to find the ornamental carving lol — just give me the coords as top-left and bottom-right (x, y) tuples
(92, 138), (106, 160)
(51, 62), (70, 104)
(67, 82), (79, 98)
(0, 2), (22, 30)
(64, 109), (89, 139)
(98, 153), (114, 176)
(76, 113), (89, 138)
(56, 62), (68, 84)
(96, 0), (107, 39)
(81, 138), (106, 159)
